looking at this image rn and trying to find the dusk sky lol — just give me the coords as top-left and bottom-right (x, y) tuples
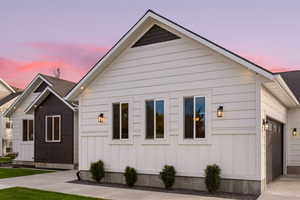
(1, 0), (300, 88)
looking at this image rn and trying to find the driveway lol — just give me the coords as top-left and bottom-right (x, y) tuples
(258, 175), (300, 200)
(0, 170), (233, 200)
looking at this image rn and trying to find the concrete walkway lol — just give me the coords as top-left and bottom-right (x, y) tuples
(0, 170), (231, 200)
(258, 175), (300, 200)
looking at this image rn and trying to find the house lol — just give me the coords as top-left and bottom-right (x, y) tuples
(64, 10), (300, 195)
(0, 79), (21, 156)
(4, 74), (78, 169)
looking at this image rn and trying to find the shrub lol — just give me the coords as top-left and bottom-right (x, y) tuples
(6, 153), (18, 160)
(159, 165), (176, 189)
(205, 164), (221, 193)
(124, 166), (137, 187)
(90, 160), (105, 182)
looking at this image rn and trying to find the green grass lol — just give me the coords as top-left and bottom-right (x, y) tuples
(0, 168), (52, 179)
(0, 187), (102, 200)
(0, 157), (12, 163)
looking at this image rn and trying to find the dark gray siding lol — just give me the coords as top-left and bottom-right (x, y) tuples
(132, 25), (180, 47)
(34, 93), (74, 164)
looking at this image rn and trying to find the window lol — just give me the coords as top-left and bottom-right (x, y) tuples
(112, 103), (129, 139)
(22, 119), (34, 141)
(45, 115), (61, 142)
(146, 100), (164, 139)
(184, 96), (205, 139)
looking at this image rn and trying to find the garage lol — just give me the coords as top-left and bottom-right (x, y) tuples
(266, 117), (284, 183)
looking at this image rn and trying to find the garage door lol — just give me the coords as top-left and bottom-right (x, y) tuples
(266, 118), (283, 183)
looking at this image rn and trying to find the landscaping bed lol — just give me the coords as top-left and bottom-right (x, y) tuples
(70, 179), (258, 200)
(0, 187), (102, 200)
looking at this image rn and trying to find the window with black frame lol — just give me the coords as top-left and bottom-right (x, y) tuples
(184, 96), (205, 139)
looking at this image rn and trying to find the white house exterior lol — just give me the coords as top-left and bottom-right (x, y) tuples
(64, 10), (300, 195)
(0, 79), (20, 156)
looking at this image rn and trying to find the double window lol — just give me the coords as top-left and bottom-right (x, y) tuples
(145, 100), (165, 139)
(184, 96), (206, 139)
(45, 115), (61, 142)
(22, 119), (34, 141)
(112, 103), (129, 140)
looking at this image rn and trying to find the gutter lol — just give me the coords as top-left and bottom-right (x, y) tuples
(274, 74), (300, 106)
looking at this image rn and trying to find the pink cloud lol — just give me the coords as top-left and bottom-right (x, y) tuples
(24, 42), (109, 68)
(234, 50), (292, 72)
(0, 42), (110, 88)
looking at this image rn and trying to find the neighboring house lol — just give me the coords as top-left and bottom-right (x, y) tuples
(0, 79), (21, 156)
(65, 10), (300, 195)
(4, 74), (78, 169)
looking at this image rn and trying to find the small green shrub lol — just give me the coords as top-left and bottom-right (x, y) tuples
(124, 166), (137, 187)
(6, 153), (18, 160)
(160, 165), (176, 189)
(90, 160), (105, 182)
(205, 164), (221, 193)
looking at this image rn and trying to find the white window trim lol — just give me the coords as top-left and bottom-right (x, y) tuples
(113, 102), (129, 140)
(45, 115), (61, 143)
(145, 99), (167, 139)
(140, 95), (169, 145)
(178, 90), (211, 145)
(109, 97), (133, 145)
(23, 119), (34, 142)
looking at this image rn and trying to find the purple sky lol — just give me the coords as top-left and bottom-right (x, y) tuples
(1, 0), (300, 88)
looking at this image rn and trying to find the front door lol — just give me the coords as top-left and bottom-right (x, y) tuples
(266, 117), (283, 183)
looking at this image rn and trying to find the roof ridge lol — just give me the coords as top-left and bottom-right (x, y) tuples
(39, 73), (76, 84)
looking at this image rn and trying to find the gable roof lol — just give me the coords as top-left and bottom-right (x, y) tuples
(0, 78), (17, 93)
(39, 74), (76, 97)
(4, 74), (76, 117)
(65, 9), (277, 100)
(25, 86), (77, 114)
(280, 70), (300, 102)
(0, 91), (22, 107)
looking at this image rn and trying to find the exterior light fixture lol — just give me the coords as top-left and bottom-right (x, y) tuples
(80, 86), (84, 90)
(217, 106), (224, 118)
(98, 113), (105, 123)
(263, 119), (269, 130)
(292, 128), (298, 137)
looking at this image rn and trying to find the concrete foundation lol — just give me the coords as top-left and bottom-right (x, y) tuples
(287, 166), (300, 174)
(35, 162), (75, 170)
(79, 170), (261, 195)
(13, 160), (35, 167)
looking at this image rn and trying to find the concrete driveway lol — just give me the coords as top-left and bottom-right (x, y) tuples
(258, 175), (300, 200)
(0, 170), (233, 200)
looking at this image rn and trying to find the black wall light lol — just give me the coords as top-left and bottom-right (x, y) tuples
(217, 106), (224, 118)
(292, 128), (298, 136)
(263, 119), (269, 130)
(98, 113), (105, 123)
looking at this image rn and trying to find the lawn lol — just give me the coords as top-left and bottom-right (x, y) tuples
(0, 168), (52, 179)
(0, 187), (102, 200)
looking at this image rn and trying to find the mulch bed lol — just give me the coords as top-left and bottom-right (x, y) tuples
(69, 179), (259, 200)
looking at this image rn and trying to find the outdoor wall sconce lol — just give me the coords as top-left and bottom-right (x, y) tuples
(263, 119), (269, 130)
(98, 113), (105, 123)
(292, 128), (298, 137)
(217, 106), (224, 118)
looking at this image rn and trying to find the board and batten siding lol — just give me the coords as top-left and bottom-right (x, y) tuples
(78, 37), (260, 180)
(260, 87), (287, 179)
(12, 92), (38, 162)
(287, 109), (300, 167)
